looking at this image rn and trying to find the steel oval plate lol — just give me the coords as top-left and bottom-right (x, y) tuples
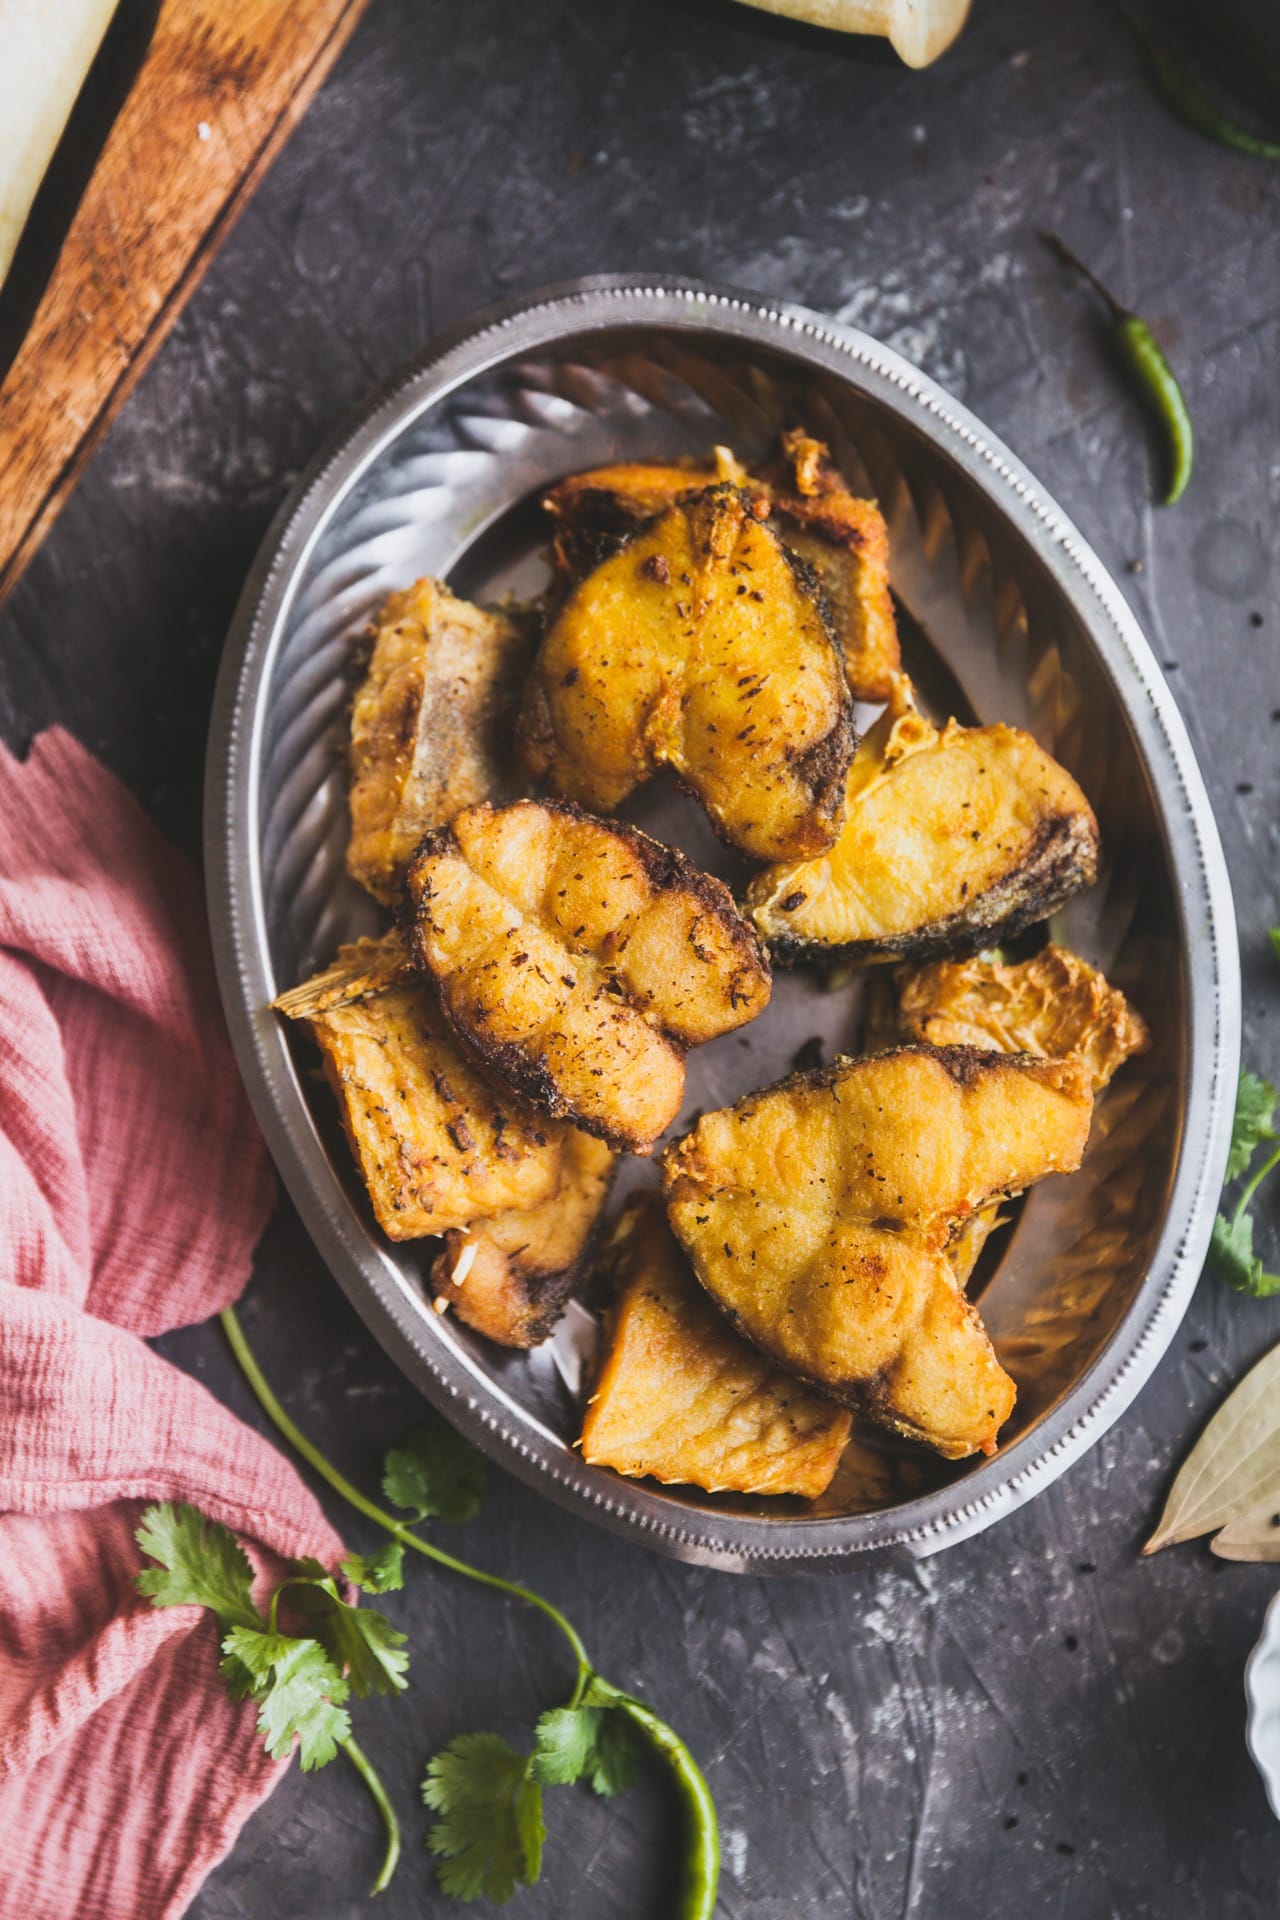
(205, 275), (1239, 1573)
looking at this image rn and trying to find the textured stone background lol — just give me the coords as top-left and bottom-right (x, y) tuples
(4, 0), (1280, 1913)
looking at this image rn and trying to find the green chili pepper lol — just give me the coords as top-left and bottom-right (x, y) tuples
(1041, 232), (1193, 507)
(1123, 11), (1280, 159)
(590, 1680), (721, 1920)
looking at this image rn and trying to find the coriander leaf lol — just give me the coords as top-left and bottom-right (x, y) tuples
(382, 1418), (486, 1526)
(318, 1598), (410, 1699)
(423, 1732), (543, 1902)
(531, 1706), (595, 1786)
(341, 1540), (405, 1593)
(584, 1705), (643, 1799)
(1270, 927), (1280, 966)
(1227, 1069), (1278, 1181)
(287, 1575), (410, 1699)
(1209, 1209), (1280, 1298)
(514, 1765), (546, 1888)
(218, 1647), (258, 1703)
(225, 1627), (352, 1770)
(135, 1502), (262, 1631)
(531, 1702), (642, 1798)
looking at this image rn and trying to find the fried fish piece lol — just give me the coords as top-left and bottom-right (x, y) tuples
(275, 932), (566, 1239)
(404, 800), (771, 1152)
(895, 946), (1150, 1091)
(519, 486), (855, 863)
(662, 1045), (1095, 1458)
(580, 1195), (852, 1497)
(346, 578), (533, 904)
(431, 1130), (616, 1348)
(543, 451), (755, 588)
(765, 429), (900, 702)
(894, 946), (1149, 1287)
(543, 434), (898, 701)
(747, 676), (1100, 965)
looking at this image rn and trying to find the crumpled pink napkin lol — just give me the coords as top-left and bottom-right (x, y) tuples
(0, 729), (345, 1919)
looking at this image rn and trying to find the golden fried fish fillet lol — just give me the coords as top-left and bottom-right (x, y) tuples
(662, 1045), (1095, 1458)
(404, 800), (771, 1153)
(580, 1194), (852, 1497)
(346, 578), (533, 904)
(895, 946), (1150, 1091)
(892, 945), (1149, 1287)
(542, 433), (899, 701)
(518, 486), (855, 863)
(274, 932), (567, 1239)
(746, 677), (1100, 965)
(430, 1130), (615, 1349)
(765, 429), (900, 702)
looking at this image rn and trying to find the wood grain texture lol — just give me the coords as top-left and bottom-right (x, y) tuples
(0, 0), (370, 605)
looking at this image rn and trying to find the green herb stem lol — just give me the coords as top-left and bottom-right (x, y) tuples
(219, 1306), (591, 1696)
(1235, 1141), (1280, 1223)
(340, 1734), (402, 1894)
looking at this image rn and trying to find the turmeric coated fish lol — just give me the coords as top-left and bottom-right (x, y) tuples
(747, 677), (1099, 965)
(662, 1045), (1095, 1459)
(274, 932), (567, 1240)
(431, 1129), (615, 1349)
(580, 1194), (852, 1498)
(405, 800), (771, 1153)
(519, 486), (855, 863)
(346, 578), (533, 904)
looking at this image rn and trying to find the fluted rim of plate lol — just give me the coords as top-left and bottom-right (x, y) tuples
(205, 274), (1240, 1572)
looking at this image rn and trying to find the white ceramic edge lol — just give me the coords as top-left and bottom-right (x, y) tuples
(1245, 1586), (1280, 1819)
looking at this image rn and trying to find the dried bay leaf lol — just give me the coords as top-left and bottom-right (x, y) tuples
(1211, 1505), (1280, 1562)
(1144, 1339), (1280, 1554)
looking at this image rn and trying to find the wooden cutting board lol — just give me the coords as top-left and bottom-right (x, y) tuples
(0, 0), (371, 608)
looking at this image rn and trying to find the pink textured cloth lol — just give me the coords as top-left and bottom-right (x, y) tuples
(0, 730), (346, 1918)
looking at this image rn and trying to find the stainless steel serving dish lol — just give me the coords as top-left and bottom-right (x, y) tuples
(205, 276), (1239, 1573)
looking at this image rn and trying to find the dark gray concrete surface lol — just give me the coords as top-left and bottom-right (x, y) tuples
(3, 1), (1280, 1913)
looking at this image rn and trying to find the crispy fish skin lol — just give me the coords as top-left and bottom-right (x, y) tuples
(746, 678), (1100, 965)
(274, 933), (566, 1240)
(404, 799), (771, 1153)
(431, 1130), (616, 1348)
(346, 577), (533, 905)
(543, 455), (754, 588)
(895, 946), (1150, 1091)
(519, 486), (856, 863)
(661, 1045), (1095, 1458)
(580, 1194), (852, 1497)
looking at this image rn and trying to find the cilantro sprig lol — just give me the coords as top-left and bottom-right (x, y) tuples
(135, 1501), (406, 1888)
(213, 1303), (719, 1916)
(1208, 1067), (1280, 1297)
(422, 1679), (646, 1903)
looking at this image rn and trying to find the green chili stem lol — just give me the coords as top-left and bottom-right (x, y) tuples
(1234, 1142), (1280, 1223)
(219, 1306), (591, 1696)
(339, 1735), (401, 1895)
(1040, 230), (1128, 321)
